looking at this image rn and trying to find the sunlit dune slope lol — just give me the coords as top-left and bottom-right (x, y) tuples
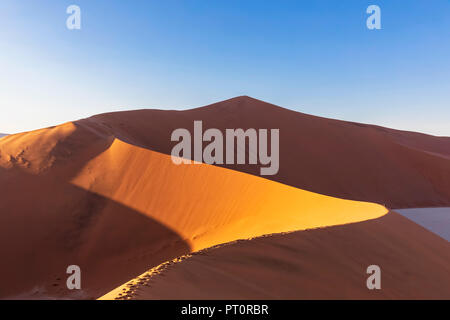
(0, 119), (386, 299)
(101, 212), (450, 300)
(70, 138), (387, 252)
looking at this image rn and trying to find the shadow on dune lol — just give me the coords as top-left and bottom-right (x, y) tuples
(0, 167), (191, 299)
(0, 123), (191, 299)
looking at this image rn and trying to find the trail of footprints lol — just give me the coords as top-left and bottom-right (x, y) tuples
(114, 255), (193, 300)
(113, 232), (303, 300)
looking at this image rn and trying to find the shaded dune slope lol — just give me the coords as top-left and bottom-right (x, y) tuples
(0, 168), (189, 299)
(101, 212), (450, 300)
(0, 123), (191, 298)
(0, 117), (386, 298)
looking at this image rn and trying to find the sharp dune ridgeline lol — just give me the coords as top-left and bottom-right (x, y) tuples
(0, 96), (449, 299)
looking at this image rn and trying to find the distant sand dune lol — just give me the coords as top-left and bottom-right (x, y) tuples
(84, 96), (450, 208)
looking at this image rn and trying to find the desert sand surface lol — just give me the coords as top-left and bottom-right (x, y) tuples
(101, 212), (450, 300)
(0, 116), (386, 299)
(0, 96), (449, 299)
(396, 208), (450, 241)
(0, 133), (7, 138)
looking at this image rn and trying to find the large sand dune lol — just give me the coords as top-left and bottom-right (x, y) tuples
(0, 96), (449, 299)
(88, 96), (450, 208)
(101, 212), (450, 300)
(0, 116), (386, 298)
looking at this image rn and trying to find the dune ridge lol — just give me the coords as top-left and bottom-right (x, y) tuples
(87, 96), (450, 208)
(3, 96), (449, 208)
(70, 138), (388, 252)
(101, 212), (450, 300)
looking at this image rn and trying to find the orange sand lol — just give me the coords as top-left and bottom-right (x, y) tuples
(71, 138), (387, 252)
(0, 96), (449, 299)
(0, 114), (385, 298)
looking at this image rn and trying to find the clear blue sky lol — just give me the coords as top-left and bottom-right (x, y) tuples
(0, 0), (449, 135)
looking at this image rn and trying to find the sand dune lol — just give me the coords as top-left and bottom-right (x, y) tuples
(0, 133), (7, 139)
(0, 116), (386, 299)
(70, 138), (387, 252)
(0, 96), (449, 299)
(88, 96), (450, 208)
(101, 212), (450, 300)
